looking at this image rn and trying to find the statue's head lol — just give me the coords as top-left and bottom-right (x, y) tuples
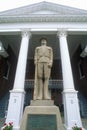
(40, 38), (47, 46)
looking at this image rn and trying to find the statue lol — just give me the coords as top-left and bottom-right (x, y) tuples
(33, 38), (53, 100)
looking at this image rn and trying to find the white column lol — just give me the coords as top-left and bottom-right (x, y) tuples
(58, 31), (75, 91)
(6, 31), (31, 130)
(57, 31), (83, 130)
(13, 31), (31, 90)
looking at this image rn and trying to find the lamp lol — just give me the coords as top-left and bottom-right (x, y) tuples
(0, 41), (9, 58)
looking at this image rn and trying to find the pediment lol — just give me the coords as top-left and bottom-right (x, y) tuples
(32, 10), (58, 15)
(0, 1), (87, 16)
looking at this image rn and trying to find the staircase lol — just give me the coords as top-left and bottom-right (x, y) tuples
(78, 92), (87, 117)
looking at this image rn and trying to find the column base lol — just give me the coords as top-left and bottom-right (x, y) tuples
(6, 89), (25, 130)
(63, 90), (85, 130)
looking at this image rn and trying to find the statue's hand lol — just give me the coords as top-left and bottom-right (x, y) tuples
(34, 60), (37, 65)
(48, 62), (52, 68)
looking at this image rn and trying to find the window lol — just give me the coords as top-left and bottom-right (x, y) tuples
(78, 60), (85, 79)
(3, 61), (11, 80)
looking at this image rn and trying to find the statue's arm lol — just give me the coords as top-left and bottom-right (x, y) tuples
(33, 47), (38, 100)
(50, 48), (53, 66)
(34, 48), (38, 65)
(48, 47), (53, 68)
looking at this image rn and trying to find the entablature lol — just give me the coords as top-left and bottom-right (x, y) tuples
(0, 15), (87, 23)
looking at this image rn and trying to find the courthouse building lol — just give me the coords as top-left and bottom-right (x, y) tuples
(0, 1), (87, 130)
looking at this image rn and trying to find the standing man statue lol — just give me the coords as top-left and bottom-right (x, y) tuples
(33, 38), (53, 100)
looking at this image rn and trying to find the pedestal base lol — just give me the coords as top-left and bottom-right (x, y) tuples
(30, 100), (54, 106)
(6, 90), (25, 130)
(20, 100), (64, 130)
(63, 90), (84, 130)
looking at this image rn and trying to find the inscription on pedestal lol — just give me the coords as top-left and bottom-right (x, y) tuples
(26, 115), (57, 130)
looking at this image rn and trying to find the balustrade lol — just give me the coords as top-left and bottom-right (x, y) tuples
(25, 79), (63, 89)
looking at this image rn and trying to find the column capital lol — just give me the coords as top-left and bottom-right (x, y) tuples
(57, 30), (67, 38)
(21, 30), (32, 39)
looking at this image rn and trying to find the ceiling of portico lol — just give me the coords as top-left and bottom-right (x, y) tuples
(0, 34), (86, 60)
(0, 1), (87, 57)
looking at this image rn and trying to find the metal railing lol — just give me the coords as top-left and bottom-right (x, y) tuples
(25, 79), (63, 89)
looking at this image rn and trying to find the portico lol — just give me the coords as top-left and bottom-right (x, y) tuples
(0, 1), (87, 130)
(1, 30), (84, 130)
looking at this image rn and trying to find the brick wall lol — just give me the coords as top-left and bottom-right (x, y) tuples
(0, 46), (17, 98)
(0, 57), (3, 80)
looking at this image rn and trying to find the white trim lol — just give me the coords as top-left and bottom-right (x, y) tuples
(0, 27), (87, 35)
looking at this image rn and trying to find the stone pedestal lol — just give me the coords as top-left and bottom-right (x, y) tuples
(20, 100), (64, 130)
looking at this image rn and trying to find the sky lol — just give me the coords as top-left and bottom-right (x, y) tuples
(0, 0), (87, 12)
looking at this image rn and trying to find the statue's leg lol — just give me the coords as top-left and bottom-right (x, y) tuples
(37, 63), (43, 100)
(44, 78), (51, 99)
(43, 63), (51, 99)
(37, 78), (43, 99)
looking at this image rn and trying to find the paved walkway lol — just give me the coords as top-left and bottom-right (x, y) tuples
(0, 118), (5, 129)
(0, 118), (87, 129)
(82, 118), (87, 130)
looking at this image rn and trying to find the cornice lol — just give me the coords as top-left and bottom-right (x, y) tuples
(0, 14), (87, 23)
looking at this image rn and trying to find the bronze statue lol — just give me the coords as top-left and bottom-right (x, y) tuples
(33, 38), (53, 100)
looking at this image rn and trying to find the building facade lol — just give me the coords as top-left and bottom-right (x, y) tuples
(0, 1), (87, 130)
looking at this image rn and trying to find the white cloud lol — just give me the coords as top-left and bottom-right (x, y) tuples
(0, 0), (87, 12)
